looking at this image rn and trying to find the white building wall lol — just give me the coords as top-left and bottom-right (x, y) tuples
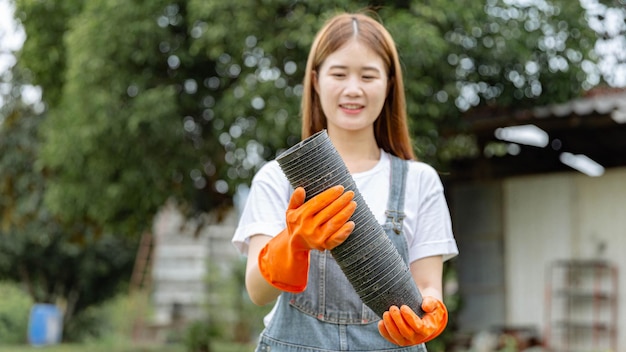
(151, 201), (238, 325)
(503, 167), (626, 349)
(575, 168), (626, 350)
(503, 173), (574, 329)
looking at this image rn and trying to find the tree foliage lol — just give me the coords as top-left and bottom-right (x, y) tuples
(11, 0), (602, 234)
(0, 66), (137, 341)
(4, 0), (616, 345)
(581, 0), (626, 87)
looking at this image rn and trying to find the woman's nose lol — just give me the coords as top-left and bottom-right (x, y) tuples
(344, 76), (363, 96)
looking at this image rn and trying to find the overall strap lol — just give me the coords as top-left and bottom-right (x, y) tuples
(385, 155), (408, 234)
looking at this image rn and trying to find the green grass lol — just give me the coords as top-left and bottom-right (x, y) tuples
(0, 282), (258, 352)
(0, 341), (254, 352)
(0, 343), (183, 352)
(212, 341), (255, 352)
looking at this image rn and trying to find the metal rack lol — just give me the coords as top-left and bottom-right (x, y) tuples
(544, 259), (618, 352)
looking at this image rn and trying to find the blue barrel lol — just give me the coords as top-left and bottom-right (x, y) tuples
(27, 304), (63, 346)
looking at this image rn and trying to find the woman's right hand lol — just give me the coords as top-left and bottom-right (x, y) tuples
(257, 185), (356, 293)
(286, 185), (356, 252)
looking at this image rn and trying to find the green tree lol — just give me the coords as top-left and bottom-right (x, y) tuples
(14, 0), (199, 236)
(14, 0), (601, 235)
(0, 66), (138, 341)
(580, 0), (626, 87)
(8, 0), (607, 345)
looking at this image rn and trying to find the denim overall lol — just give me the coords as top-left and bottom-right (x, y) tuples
(256, 156), (426, 352)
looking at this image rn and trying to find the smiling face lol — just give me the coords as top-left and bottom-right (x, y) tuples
(300, 13), (415, 160)
(313, 39), (389, 135)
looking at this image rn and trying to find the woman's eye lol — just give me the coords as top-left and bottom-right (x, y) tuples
(332, 73), (346, 78)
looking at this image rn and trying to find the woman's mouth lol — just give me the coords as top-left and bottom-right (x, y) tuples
(340, 104), (364, 113)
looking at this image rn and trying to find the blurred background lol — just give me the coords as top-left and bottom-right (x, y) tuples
(0, 0), (625, 351)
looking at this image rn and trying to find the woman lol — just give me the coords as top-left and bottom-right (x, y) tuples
(232, 12), (458, 351)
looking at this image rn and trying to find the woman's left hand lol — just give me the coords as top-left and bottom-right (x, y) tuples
(377, 296), (448, 346)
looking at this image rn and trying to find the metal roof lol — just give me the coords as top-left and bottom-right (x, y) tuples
(533, 91), (626, 122)
(446, 90), (626, 181)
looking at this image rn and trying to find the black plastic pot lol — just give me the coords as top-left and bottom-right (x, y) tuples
(276, 130), (425, 318)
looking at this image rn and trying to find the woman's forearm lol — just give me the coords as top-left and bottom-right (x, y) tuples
(245, 234), (283, 306)
(410, 255), (444, 301)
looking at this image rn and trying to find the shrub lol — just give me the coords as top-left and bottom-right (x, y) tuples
(0, 282), (33, 344)
(183, 320), (218, 352)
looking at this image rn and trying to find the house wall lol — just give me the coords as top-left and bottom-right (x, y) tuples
(503, 173), (574, 329)
(502, 166), (626, 349)
(151, 202), (239, 326)
(451, 182), (506, 333)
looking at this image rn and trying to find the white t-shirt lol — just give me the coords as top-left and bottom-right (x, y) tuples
(232, 150), (458, 264)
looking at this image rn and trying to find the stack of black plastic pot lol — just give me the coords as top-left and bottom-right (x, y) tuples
(276, 130), (424, 318)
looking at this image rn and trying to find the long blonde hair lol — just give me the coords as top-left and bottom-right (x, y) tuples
(300, 12), (415, 161)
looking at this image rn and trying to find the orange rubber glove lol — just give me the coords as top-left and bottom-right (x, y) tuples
(258, 185), (356, 293)
(378, 296), (448, 346)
